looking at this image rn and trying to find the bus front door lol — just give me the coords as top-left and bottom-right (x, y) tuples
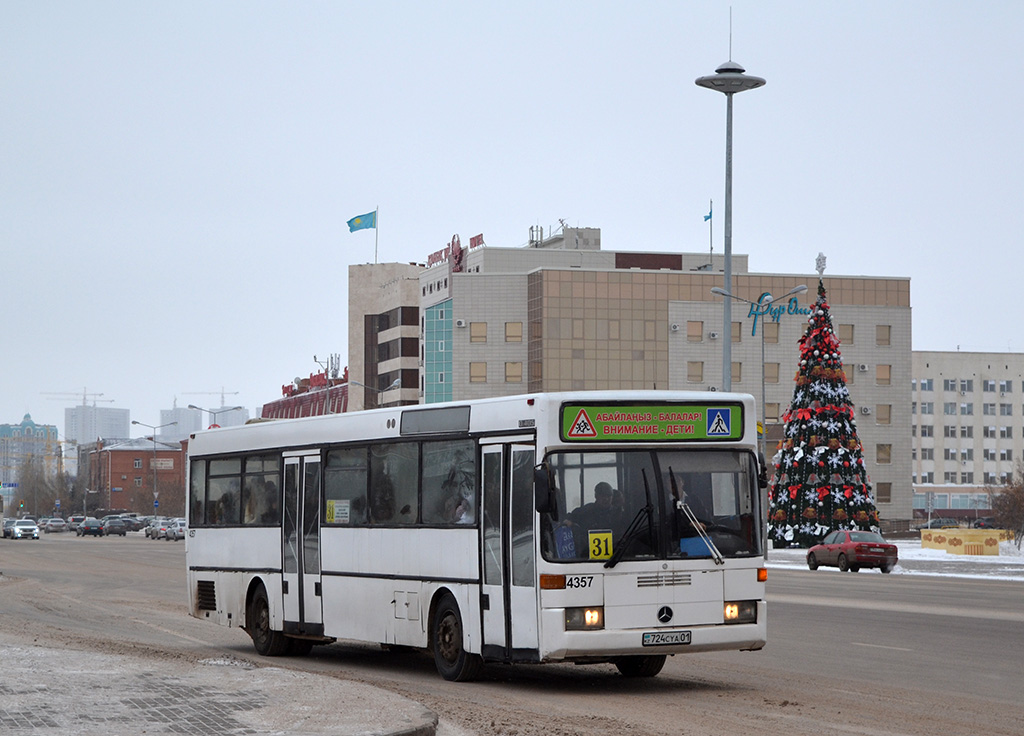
(282, 453), (323, 637)
(480, 443), (539, 662)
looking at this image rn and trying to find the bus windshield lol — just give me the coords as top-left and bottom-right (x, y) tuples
(540, 449), (762, 563)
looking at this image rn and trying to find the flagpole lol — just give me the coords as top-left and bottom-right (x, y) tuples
(708, 198), (713, 263)
(374, 206), (379, 264)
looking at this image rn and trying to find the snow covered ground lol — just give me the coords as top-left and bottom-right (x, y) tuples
(766, 537), (1024, 581)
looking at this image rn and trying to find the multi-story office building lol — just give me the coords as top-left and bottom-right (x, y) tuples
(911, 351), (1024, 518)
(65, 404), (130, 444)
(0, 414), (61, 511)
(349, 227), (914, 522)
(158, 404), (203, 441)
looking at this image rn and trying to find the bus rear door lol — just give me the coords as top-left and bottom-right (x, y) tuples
(282, 452), (323, 636)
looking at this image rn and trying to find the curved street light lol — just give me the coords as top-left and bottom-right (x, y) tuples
(187, 404), (244, 429)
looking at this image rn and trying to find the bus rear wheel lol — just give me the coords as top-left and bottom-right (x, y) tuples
(247, 586), (289, 657)
(432, 594), (482, 682)
(614, 655), (667, 678)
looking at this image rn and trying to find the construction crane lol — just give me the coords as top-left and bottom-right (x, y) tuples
(42, 388), (115, 406)
(184, 387), (240, 407)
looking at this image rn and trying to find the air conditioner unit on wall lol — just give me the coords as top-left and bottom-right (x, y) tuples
(670, 323), (680, 332)
(860, 406), (872, 415)
(858, 364), (869, 372)
(708, 331), (720, 340)
(455, 319), (466, 328)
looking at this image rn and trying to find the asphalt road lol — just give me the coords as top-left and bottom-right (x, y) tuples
(1, 533), (1021, 735)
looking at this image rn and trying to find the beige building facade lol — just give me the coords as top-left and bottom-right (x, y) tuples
(351, 228), (914, 522)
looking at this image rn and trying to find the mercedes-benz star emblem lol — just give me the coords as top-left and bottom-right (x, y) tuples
(657, 606), (673, 623)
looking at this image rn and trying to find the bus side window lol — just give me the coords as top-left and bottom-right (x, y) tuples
(421, 439), (475, 525)
(369, 443), (419, 525)
(325, 447), (369, 525)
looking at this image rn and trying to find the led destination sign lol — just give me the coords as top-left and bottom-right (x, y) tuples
(561, 403), (744, 442)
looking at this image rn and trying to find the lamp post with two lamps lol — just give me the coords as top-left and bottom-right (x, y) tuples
(187, 404), (244, 429)
(131, 420), (177, 516)
(349, 378), (401, 410)
(710, 285), (807, 460)
(696, 59), (766, 391)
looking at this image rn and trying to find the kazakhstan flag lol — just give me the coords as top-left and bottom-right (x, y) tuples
(347, 210), (376, 232)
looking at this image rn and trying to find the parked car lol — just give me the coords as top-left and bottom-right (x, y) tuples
(972, 517), (997, 529)
(145, 517), (168, 539)
(101, 518), (127, 536)
(3, 518), (17, 538)
(152, 518), (174, 540)
(166, 519), (187, 541)
(11, 519), (41, 540)
(67, 515), (86, 532)
(807, 530), (898, 573)
(44, 518), (68, 533)
(77, 518), (104, 537)
(917, 518), (960, 529)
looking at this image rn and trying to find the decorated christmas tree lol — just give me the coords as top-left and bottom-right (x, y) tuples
(768, 255), (880, 547)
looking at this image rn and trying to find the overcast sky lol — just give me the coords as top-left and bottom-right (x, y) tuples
(4, 1), (1023, 435)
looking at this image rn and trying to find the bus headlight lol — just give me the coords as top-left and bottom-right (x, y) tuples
(565, 606), (604, 631)
(724, 600), (757, 624)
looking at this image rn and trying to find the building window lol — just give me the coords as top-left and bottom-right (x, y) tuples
(999, 380), (1013, 393)
(505, 322), (523, 342)
(732, 362), (742, 383)
(876, 365), (892, 386)
(731, 321), (742, 343)
(876, 324), (891, 346)
(943, 379), (957, 391)
(687, 321), (703, 342)
(876, 444), (892, 464)
(944, 425), (957, 438)
(838, 324), (854, 344)
(960, 426), (973, 438)
(944, 472), (958, 484)
(961, 473), (974, 484)
(984, 403), (996, 415)
(470, 322), (487, 343)
(1000, 426), (1013, 439)
(875, 482), (892, 503)
(983, 379), (996, 392)
(876, 404), (891, 424)
(438, 372), (445, 383)
(765, 403), (780, 422)
(469, 362), (487, 383)
(134, 458), (142, 469)
(943, 402), (957, 416)
(920, 425), (934, 437)
(1001, 448), (1013, 462)
(960, 379), (974, 393)
(984, 448), (996, 461)
(505, 362), (523, 383)
(921, 472), (934, 483)
(921, 448), (934, 460)
(984, 426), (997, 438)
(920, 402), (934, 414)
(960, 403), (973, 415)
(920, 378), (933, 391)
(763, 322), (779, 344)
(764, 363), (780, 383)
(1000, 403), (1013, 416)
(687, 361), (704, 383)
(134, 477), (143, 487)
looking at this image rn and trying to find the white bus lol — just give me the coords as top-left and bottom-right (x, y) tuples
(185, 391), (767, 681)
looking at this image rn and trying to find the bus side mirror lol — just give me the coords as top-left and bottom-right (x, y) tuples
(534, 464), (555, 514)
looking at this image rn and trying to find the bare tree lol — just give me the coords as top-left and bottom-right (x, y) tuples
(989, 464), (1024, 549)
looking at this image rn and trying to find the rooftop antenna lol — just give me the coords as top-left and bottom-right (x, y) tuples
(729, 6), (733, 59)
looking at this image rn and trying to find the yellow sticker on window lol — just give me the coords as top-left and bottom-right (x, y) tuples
(325, 500), (336, 524)
(588, 530), (613, 560)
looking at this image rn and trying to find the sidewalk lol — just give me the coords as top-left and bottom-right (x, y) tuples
(0, 631), (439, 736)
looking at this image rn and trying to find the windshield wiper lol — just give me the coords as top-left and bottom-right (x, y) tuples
(604, 468), (655, 569)
(669, 465), (724, 565)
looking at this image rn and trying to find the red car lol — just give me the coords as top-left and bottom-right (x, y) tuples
(807, 530), (898, 573)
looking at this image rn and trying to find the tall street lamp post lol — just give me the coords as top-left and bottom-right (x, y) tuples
(696, 60), (765, 391)
(350, 378), (401, 410)
(132, 420), (177, 515)
(187, 404), (244, 429)
(710, 285), (807, 459)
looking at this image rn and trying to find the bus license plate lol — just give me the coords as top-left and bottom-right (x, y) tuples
(642, 631), (691, 647)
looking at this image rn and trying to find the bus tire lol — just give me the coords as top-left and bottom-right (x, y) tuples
(247, 586), (289, 657)
(614, 655), (666, 678)
(432, 594), (482, 682)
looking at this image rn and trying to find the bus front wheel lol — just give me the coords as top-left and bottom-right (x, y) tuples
(614, 655), (666, 678)
(247, 586), (289, 657)
(432, 594), (482, 682)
